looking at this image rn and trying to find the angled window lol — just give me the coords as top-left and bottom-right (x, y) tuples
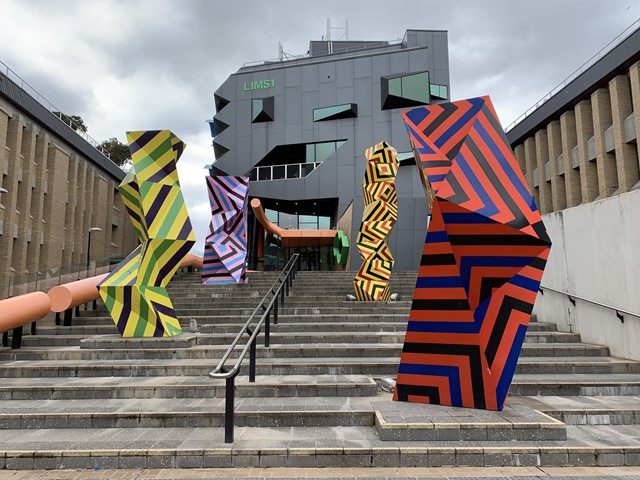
(213, 141), (229, 159)
(430, 84), (448, 100)
(251, 97), (274, 123)
(313, 103), (358, 122)
(214, 94), (229, 112)
(381, 71), (430, 110)
(207, 118), (229, 138)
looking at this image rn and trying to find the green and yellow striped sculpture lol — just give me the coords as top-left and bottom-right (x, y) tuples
(353, 141), (399, 301)
(98, 130), (195, 337)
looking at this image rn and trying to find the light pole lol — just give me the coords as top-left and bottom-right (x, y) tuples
(86, 227), (102, 278)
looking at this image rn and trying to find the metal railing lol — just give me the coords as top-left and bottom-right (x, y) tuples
(539, 285), (640, 322)
(505, 17), (640, 133)
(0, 59), (117, 164)
(248, 162), (321, 182)
(209, 253), (300, 443)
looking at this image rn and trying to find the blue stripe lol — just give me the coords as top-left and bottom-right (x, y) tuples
(441, 213), (497, 224)
(453, 148), (499, 218)
(425, 230), (448, 244)
(406, 124), (436, 155)
(495, 323), (528, 410)
(510, 274), (541, 293)
(407, 320), (480, 334)
(398, 363), (462, 406)
(475, 121), (535, 207)
(434, 97), (485, 148)
(406, 106), (432, 129)
(428, 174), (447, 183)
(415, 276), (464, 288)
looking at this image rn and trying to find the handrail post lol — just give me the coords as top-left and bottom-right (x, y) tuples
(11, 326), (23, 349)
(273, 297), (278, 325)
(280, 285), (285, 308)
(265, 308), (271, 347)
(63, 308), (72, 327)
(249, 338), (256, 382)
(224, 375), (236, 443)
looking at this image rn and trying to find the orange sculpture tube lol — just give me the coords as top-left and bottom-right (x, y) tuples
(0, 255), (203, 335)
(0, 292), (51, 333)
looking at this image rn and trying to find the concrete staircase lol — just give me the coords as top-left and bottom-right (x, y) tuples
(0, 270), (639, 470)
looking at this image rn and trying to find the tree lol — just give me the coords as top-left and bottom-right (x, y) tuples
(52, 112), (88, 133)
(100, 137), (132, 168)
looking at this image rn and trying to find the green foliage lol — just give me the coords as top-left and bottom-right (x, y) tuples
(100, 137), (131, 167)
(52, 112), (88, 133)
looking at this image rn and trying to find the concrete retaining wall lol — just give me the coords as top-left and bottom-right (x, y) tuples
(534, 188), (640, 360)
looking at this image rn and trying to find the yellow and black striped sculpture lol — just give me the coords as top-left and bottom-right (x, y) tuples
(98, 130), (195, 337)
(353, 141), (399, 301)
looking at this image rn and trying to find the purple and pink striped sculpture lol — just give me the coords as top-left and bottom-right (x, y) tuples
(202, 176), (249, 284)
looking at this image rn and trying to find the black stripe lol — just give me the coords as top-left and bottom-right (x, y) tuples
(464, 135), (528, 229)
(447, 234), (549, 246)
(532, 221), (551, 244)
(395, 383), (440, 404)
(421, 253), (456, 266)
(440, 171), (469, 205)
(479, 277), (509, 305)
(411, 299), (471, 310)
(423, 102), (460, 137)
(529, 256), (547, 271)
(400, 342), (485, 409)
(484, 295), (533, 367)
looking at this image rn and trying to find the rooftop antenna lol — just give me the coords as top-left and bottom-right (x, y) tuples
(278, 41), (284, 61)
(325, 18), (350, 41)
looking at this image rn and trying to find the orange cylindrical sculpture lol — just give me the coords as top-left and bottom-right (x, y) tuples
(47, 274), (109, 313)
(0, 292), (51, 333)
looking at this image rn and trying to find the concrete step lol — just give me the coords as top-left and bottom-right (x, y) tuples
(1, 374), (639, 400)
(511, 396), (640, 426)
(0, 396), (568, 443)
(1, 357), (637, 379)
(0, 375), (378, 400)
(0, 424), (638, 469)
(17, 330), (585, 348)
(0, 343), (612, 362)
(0, 396), (380, 429)
(66, 313), (416, 326)
(35, 321), (559, 336)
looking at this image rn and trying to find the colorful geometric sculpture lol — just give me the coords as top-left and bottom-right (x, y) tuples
(353, 141), (399, 301)
(98, 130), (195, 337)
(202, 176), (249, 284)
(394, 96), (551, 410)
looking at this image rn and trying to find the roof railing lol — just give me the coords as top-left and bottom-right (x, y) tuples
(505, 17), (640, 133)
(0, 59), (118, 166)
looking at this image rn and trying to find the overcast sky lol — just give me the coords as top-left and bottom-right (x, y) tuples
(0, 0), (638, 250)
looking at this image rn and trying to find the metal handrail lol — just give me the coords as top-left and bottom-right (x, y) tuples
(539, 284), (640, 322)
(0, 59), (119, 166)
(505, 17), (640, 133)
(209, 253), (300, 443)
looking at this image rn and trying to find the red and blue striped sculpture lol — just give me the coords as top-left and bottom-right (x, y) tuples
(393, 96), (551, 410)
(202, 176), (249, 284)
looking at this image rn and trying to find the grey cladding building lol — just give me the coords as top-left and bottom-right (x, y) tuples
(210, 29), (450, 270)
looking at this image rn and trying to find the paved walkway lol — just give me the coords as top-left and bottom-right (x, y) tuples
(1, 466), (640, 479)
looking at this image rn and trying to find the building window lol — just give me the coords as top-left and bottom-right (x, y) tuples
(251, 97), (274, 123)
(381, 71), (430, 110)
(313, 103), (358, 122)
(430, 84), (448, 100)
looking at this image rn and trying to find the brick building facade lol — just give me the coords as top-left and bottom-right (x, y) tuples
(0, 70), (138, 297)
(507, 28), (640, 214)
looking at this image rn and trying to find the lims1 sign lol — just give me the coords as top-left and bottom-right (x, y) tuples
(243, 79), (275, 91)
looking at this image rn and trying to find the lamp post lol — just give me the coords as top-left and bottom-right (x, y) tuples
(86, 227), (102, 278)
